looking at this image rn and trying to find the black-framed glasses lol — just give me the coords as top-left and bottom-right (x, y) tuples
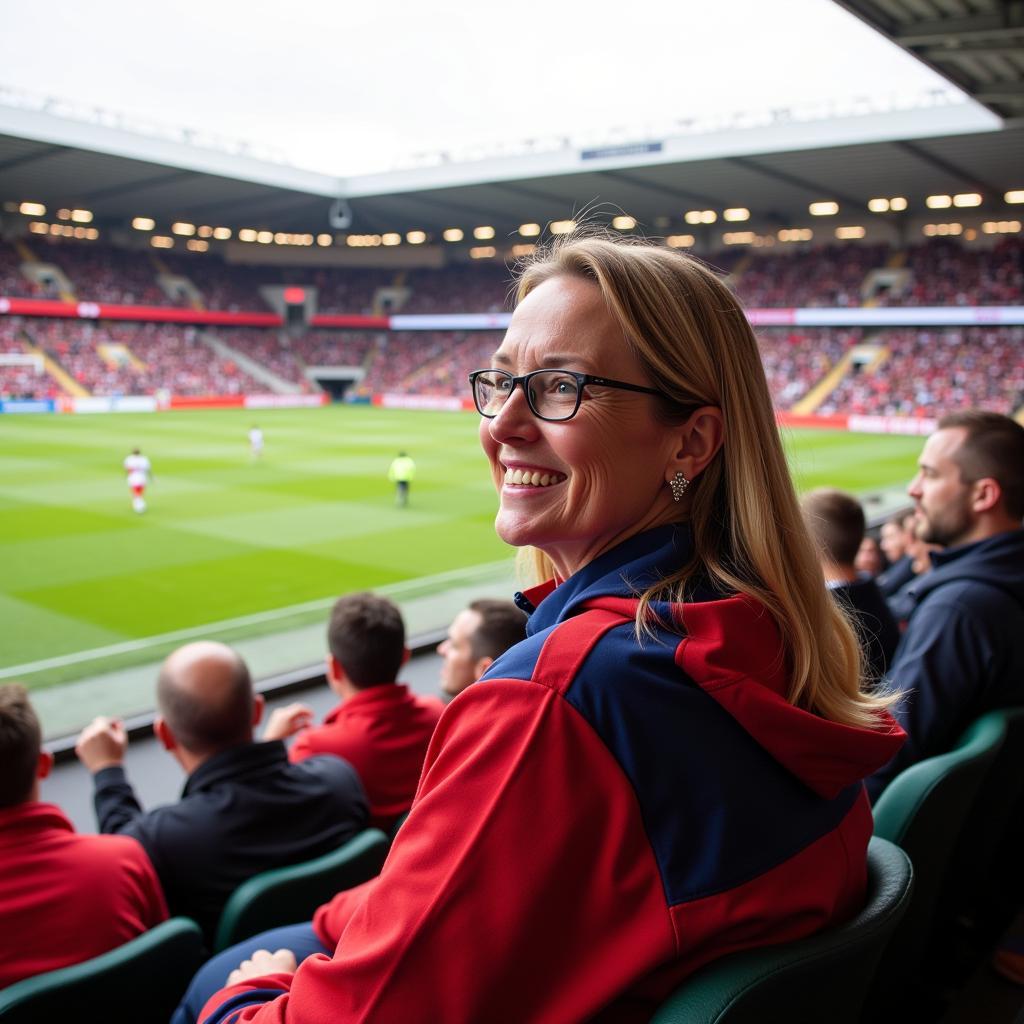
(468, 367), (672, 422)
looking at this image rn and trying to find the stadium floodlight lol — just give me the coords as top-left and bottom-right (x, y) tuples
(132, 217), (155, 231)
(238, 228), (257, 242)
(519, 223), (541, 237)
(923, 222), (962, 236)
(470, 246), (496, 259)
(889, 197), (908, 211)
(198, 225), (213, 238)
(28, 221), (49, 234)
(835, 226), (866, 239)
(808, 202), (839, 216)
(256, 231), (273, 244)
(550, 220), (577, 235)
(187, 239), (209, 252)
(19, 202), (46, 216)
(473, 226), (495, 239)
(867, 198), (889, 213)
(511, 244), (536, 257)
(1006, 190), (1024, 204)
(723, 231), (756, 245)
(953, 193), (982, 207)
(317, 233), (333, 246)
(665, 234), (695, 248)
(172, 222), (196, 236)
(926, 194), (952, 209)
(443, 228), (464, 242)
(982, 220), (1021, 234)
(381, 233), (402, 246)
(406, 230), (427, 244)
(723, 208), (749, 222)
(685, 209), (717, 224)
(778, 228), (813, 242)
(213, 226), (232, 240)
(57, 208), (72, 220)
(150, 236), (174, 248)
(612, 215), (637, 230)
(71, 209), (93, 224)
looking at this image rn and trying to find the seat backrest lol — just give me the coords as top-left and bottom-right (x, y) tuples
(214, 828), (389, 951)
(870, 712), (1006, 990)
(0, 917), (204, 1024)
(649, 837), (914, 1024)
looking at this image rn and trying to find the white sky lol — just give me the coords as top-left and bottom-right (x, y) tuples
(0, 0), (960, 176)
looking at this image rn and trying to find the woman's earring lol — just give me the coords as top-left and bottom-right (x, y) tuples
(670, 472), (690, 502)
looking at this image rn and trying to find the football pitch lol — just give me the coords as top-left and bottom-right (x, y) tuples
(0, 405), (923, 691)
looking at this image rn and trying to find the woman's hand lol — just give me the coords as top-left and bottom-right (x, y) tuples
(226, 948), (298, 986)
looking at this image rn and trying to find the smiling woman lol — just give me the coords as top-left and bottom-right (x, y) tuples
(194, 236), (905, 1024)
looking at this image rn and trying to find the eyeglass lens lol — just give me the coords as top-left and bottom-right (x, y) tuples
(475, 370), (581, 420)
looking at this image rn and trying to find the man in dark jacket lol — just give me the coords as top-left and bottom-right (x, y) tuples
(867, 411), (1024, 801)
(75, 641), (368, 942)
(801, 488), (900, 682)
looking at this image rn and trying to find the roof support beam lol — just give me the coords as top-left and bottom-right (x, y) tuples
(898, 13), (1024, 46)
(892, 140), (1003, 197)
(727, 156), (863, 210)
(0, 144), (68, 173)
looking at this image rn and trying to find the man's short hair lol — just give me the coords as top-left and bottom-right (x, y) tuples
(467, 600), (527, 662)
(939, 410), (1024, 520)
(328, 592), (406, 687)
(801, 488), (866, 567)
(156, 653), (253, 754)
(0, 684), (41, 807)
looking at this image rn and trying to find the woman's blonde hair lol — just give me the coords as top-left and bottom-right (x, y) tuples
(513, 233), (890, 728)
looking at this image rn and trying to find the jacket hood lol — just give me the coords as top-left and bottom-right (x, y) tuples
(518, 525), (904, 799)
(910, 528), (1024, 606)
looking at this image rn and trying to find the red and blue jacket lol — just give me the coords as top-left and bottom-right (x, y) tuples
(202, 525), (905, 1024)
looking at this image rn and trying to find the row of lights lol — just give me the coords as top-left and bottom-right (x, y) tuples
(28, 221), (100, 240)
(11, 193), (1024, 255)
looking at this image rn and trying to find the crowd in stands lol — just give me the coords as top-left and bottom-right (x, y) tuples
(25, 320), (264, 396)
(756, 327), (862, 408)
(1, 235), (1022, 315)
(818, 326), (1024, 418)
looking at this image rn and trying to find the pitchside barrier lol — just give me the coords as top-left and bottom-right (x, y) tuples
(0, 390), (941, 436)
(2, 296), (1023, 329)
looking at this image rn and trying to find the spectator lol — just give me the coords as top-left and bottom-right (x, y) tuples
(876, 512), (916, 597)
(802, 488), (900, 680)
(854, 536), (884, 578)
(264, 593), (444, 831)
(867, 411), (1024, 801)
(0, 684), (166, 987)
(437, 599), (527, 699)
(74, 641), (368, 943)
(193, 235), (903, 1024)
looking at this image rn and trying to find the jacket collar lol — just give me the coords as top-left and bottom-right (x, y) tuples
(0, 801), (74, 842)
(521, 525), (692, 635)
(322, 683), (413, 723)
(182, 740), (290, 797)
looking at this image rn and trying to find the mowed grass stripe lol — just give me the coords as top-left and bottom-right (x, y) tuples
(0, 407), (923, 686)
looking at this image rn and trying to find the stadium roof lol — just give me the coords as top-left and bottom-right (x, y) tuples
(0, 0), (1020, 241)
(833, 0), (1024, 123)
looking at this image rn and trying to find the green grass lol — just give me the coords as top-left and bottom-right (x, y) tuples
(0, 407), (923, 688)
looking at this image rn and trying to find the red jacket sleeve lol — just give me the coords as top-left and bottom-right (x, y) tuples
(201, 679), (674, 1024)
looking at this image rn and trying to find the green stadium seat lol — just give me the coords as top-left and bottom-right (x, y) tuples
(0, 917), (204, 1024)
(868, 711), (1006, 1015)
(213, 828), (389, 952)
(648, 837), (913, 1024)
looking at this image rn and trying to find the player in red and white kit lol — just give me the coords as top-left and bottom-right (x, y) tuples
(123, 448), (152, 514)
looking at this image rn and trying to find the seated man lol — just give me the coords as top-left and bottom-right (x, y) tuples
(801, 488), (900, 681)
(0, 684), (167, 987)
(876, 512), (916, 597)
(264, 593), (444, 831)
(437, 598), (527, 699)
(868, 411), (1024, 800)
(75, 641), (368, 943)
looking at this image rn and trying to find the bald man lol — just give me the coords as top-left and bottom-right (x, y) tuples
(75, 642), (368, 942)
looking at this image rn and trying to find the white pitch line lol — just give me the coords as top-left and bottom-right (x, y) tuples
(0, 559), (513, 679)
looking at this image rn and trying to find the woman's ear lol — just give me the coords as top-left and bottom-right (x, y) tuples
(664, 406), (724, 485)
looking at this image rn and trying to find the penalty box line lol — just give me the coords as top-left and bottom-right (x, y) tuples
(1, 559), (513, 680)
